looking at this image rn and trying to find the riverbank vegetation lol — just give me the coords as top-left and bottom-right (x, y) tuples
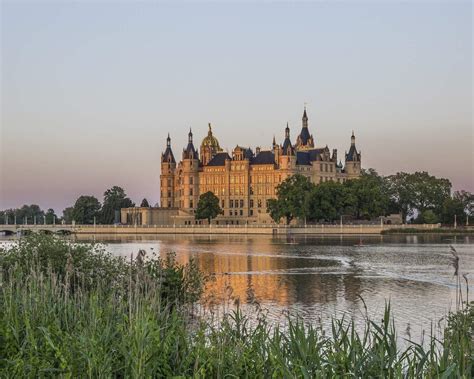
(268, 170), (473, 225)
(0, 235), (472, 377)
(382, 228), (474, 235)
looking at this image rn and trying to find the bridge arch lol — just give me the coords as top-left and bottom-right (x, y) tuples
(0, 229), (15, 236)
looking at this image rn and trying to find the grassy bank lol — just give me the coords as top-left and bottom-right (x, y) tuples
(382, 227), (474, 235)
(0, 235), (472, 377)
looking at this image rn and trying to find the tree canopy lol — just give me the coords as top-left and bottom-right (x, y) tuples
(267, 174), (313, 224)
(267, 170), (469, 225)
(72, 196), (101, 224)
(100, 186), (134, 224)
(195, 191), (222, 223)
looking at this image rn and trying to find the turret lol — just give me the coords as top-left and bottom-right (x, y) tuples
(296, 106), (314, 150)
(160, 134), (176, 208)
(182, 128), (199, 211)
(344, 131), (361, 178)
(280, 123), (296, 170)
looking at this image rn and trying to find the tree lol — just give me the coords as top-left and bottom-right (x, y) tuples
(268, 174), (314, 224)
(195, 191), (222, 224)
(100, 186), (134, 224)
(440, 191), (473, 225)
(307, 181), (348, 222)
(387, 171), (451, 222)
(62, 207), (74, 224)
(343, 169), (389, 220)
(140, 198), (150, 208)
(45, 208), (57, 224)
(72, 196), (101, 224)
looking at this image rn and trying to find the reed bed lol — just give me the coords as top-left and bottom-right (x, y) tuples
(0, 235), (472, 378)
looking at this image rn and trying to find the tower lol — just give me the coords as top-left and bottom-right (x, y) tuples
(279, 123), (296, 173)
(296, 106), (314, 150)
(182, 128), (200, 211)
(160, 134), (176, 208)
(200, 123), (222, 165)
(344, 131), (361, 178)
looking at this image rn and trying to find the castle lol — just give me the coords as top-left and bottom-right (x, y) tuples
(154, 108), (361, 225)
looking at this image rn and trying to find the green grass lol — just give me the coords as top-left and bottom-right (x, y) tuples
(0, 235), (472, 378)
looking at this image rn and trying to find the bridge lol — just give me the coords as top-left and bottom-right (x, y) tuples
(0, 223), (441, 236)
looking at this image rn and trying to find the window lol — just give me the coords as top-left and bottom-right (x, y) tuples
(190, 177), (193, 185)
(230, 200), (234, 208)
(258, 199), (262, 208)
(250, 199), (254, 208)
(240, 210), (243, 216)
(250, 186), (254, 195)
(190, 200), (193, 208)
(250, 209), (253, 216)
(168, 178), (171, 186)
(240, 199), (244, 208)
(168, 191), (171, 197)
(190, 188), (193, 196)
(221, 199), (225, 208)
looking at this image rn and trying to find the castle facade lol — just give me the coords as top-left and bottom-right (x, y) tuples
(159, 108), (361, 225)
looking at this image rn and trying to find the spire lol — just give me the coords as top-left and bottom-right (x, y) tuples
(208, 123), (212, 134)
(351, 130), (355, 145)
(272, 135), (276, 147)
(162, 133), (175, 163)
(302, 105), (308, 125)
(188, 128), (193, 143)
(282, 123), (294, 156)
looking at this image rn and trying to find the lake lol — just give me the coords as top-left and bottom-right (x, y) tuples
(71, 233), (474, 341)
(2, 233), (473, 342)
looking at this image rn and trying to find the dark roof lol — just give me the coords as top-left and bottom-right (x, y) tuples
(183, 142), (198, 160)
(296, 151), (311, 165)
(207, 152), (231, 166)
(243, 148), (254, 160)
(307, 148), (325, 161)
(251, 150), (275, 165)
(282, 137), (294, 155)
(162, 147), (175, 163)
(345, 145), (360, 162)
(298, 127), (311, 145)
(303, 108), (308, 119)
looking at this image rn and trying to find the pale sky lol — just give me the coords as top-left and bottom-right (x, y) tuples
(1, 1), (472, 213)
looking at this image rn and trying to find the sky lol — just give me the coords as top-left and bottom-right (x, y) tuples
(1, 1), (472, 213)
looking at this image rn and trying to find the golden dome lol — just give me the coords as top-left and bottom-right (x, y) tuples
(200, 123), (222, 150)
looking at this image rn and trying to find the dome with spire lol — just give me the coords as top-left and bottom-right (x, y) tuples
(200, 123), (222, 151)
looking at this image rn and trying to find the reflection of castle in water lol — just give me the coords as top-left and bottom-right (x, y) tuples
(170, 236), (364, 309)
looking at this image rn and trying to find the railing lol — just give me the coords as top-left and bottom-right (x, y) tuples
(1, 223), (442, 230)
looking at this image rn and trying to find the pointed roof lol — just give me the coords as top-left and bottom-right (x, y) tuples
(162, 133), (176, 163)
(183, 128), (198, 159)
(345, 132), (360, 162)
(282, 123), (294, 156)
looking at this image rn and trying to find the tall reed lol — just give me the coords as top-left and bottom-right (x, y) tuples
(0, 235), (472, 377)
